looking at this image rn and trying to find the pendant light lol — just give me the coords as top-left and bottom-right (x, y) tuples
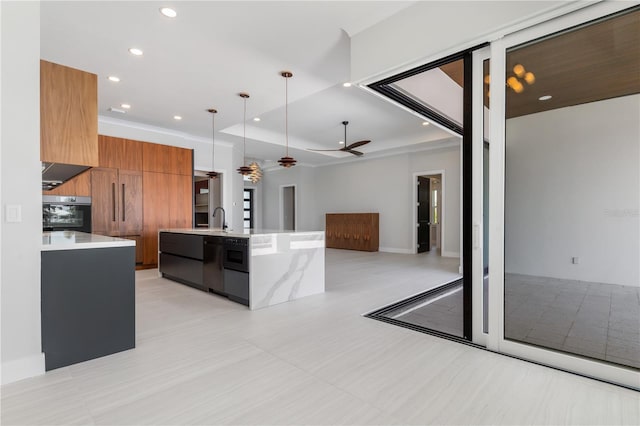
(248, 161), (262, 183)
(206, 108), (219, 179)
(237, 93), (252, 175)
(278, 71), (297, 168)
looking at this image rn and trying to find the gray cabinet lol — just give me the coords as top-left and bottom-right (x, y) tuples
(41, 246), (135, 371)
(159, 232), (224, 293)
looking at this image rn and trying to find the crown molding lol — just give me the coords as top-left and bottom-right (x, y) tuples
(98, 115), (234, 147)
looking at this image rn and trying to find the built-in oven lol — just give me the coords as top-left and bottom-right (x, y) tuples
(223, 237), (249, 272)
(43, 195), (92, 233)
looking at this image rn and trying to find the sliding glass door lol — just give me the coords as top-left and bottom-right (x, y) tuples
(367, 48), (485, 343)
(487, 2), (640, 388)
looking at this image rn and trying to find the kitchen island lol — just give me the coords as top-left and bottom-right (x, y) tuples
(159, 229), (325, 310)
(41, 231), (136, 370)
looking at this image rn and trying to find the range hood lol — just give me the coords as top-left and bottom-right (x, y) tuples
(42, 162), (91, 191)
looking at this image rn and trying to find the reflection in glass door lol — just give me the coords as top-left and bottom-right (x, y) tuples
(503, 8), (639, 371)
(367, 49), (478, 342)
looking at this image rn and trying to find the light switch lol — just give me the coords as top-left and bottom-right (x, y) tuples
(6, 205), (22, 223)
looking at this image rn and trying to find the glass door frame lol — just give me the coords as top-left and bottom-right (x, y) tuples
(471, 46), (491, 347)
(368, 47), (485, 343)
(485, 1), (640, 389)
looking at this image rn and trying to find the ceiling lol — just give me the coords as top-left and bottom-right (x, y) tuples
(40, 1), (458, 167)
(505, 8), (640, 118)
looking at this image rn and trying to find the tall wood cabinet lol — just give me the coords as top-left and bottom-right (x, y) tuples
(91, 168), (143, 263)
(142, 142), (193, 267)
(40, 60), (98, 166)
(91, 136), (145, 264)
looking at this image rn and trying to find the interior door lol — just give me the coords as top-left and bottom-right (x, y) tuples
(417, 176), (431, 253)
(282, 186), (295, 230)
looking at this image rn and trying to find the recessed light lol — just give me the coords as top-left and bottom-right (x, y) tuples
(108, 76), (120, 82)
(159, 7), (177, 18)
(120, 103), (131, 109)
(339, 140), (345, 145)
(343, 82), (352, 88)
(128, 47), (143, 56)
(173, 115), (182, 120)
(538, 95), (552, 101)
(422, 121), (430, 126)
(108, 107), (126, 114)
(253, 117), (261, 122)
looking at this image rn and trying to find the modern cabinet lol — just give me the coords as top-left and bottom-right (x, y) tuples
(91, 167), (143, 263)
(98, 135), (143, 170)
(40, 60), (98, 166)
(42, 170), (92, 196)
(41, 243), (135, 371)
(325, 213), (379, 252)
(142, 142), (192, 176)
(158, 232), (224, 294)
(142, 171), (193, 266)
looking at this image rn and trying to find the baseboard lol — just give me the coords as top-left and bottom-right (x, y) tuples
(379, 247), (413, 254)
(441, 251), (460, 258)
(1, 352), (45, 385)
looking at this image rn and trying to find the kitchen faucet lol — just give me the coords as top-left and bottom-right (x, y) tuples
(212, 207), (227, 231)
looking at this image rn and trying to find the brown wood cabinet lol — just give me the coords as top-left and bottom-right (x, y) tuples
(42, 170), (91, 196)
(326, 213), (379, 252)
(40, 60), (98, 166)
(99, 135), (144, 170)
(142, 171), (193, 266)
(142, 142), (192, 176)
(92, 167), (143, 263)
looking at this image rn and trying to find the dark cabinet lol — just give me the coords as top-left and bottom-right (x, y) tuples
(159, 232), (224, 293)
(41, 246), (135, 371)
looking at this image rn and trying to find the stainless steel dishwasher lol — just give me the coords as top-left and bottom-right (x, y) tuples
(204, 236), (224, 294)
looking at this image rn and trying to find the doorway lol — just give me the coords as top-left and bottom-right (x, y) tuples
(368, 47), (476, 341)
(414, 172), (444, 255)
(280, 185), (296, 231)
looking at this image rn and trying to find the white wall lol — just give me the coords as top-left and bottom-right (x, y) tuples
(505, 95), (640, 287)
(260, 165), (317, 232)
(351, 1), (567, 82)
(1, 1), (45, 384)
(98, 118), (246, 231)
(259, 145), (461, 254)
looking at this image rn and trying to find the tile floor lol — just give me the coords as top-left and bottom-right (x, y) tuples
(1, 250), (639, 425)
(505, 273), (640, 369)
(379, 281), (464, 337)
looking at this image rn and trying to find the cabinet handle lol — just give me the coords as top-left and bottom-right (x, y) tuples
(122, 183), (126, 222)
(112, 183), (116, 222)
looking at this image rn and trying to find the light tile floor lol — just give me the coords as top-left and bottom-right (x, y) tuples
(380, 281), (464, 337)
(505, 273), (640, 369)
(2, 250), (639, 425)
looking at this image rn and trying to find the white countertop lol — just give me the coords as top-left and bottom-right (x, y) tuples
(42, 231), (136, 251)
(160, 228), (324, 238)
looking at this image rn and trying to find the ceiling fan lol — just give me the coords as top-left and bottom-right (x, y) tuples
(307, 121), (370, 156)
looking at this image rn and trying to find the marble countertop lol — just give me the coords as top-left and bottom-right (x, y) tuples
(160, 228), (324, 238)
(42, 231), (136, 251)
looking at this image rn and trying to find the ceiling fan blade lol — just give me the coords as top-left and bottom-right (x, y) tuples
(345, 140), (370, 150)
(344, 149), (364, 156)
